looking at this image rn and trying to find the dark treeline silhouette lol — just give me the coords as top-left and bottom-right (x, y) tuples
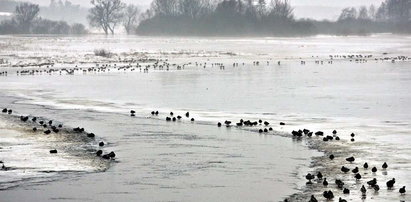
(0, 2), (88, 35)
(137, 0), (315, 36)
(137, 0), (411, 36)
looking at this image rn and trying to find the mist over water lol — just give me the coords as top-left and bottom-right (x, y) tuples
(0, 35), (411, 201)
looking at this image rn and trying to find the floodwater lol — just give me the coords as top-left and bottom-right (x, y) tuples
(0, 34), (410, 201)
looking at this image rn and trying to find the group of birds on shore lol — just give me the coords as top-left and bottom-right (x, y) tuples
(290, 128), (406, 201)
(306, 158), (406, 202)
(1, 107), (116, 171)
(134, 109), (407, 201)
(0, 53), (409, 78)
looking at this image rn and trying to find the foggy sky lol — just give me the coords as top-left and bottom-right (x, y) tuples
(14, 0), (386, 20)
(17, 0), (386, 7)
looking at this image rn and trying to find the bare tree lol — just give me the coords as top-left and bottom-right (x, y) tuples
(269, 0), (294, 20)
(88, 0), (126, 35)
(123, 4), (140, 34)
(14, 3), (40, 33)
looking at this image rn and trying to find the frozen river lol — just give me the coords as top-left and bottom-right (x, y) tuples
(0, 34), (410, 201)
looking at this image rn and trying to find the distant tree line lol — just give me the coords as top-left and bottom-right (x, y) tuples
(0, 2), (88, 35)
(136, 0), (315, 36)
(315, 0), (411, 35)
(1, 0), (410, 36)
(136, 0), (411, 36)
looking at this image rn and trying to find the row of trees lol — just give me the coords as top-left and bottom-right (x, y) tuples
(0, 2), (87, 35)
(331, 0), (411, 35)
(135, 0), (314, 36)
(338, 0), (410, 23)
(135, 0), (410, 36)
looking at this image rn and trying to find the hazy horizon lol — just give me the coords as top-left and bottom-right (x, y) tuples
(11, 0), (385, 20)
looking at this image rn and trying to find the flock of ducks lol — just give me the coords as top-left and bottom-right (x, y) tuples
(133, 109), (407, 201)
(0, 107), (116, 172)
(1, 53), (410, 199)
(0, 53), (408, 77)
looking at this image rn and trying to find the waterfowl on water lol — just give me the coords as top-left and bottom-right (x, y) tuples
(352, 167), (359, 173)
(323, 178), (328, 186)
(49, 149), (57, 154)
(309, 195), (318, 202)
(346, 156), (355, 163)
(386, 178), (396, 189)
(399, 186), (406, 195)
(323, 190), (334, 200)
(382, 162), (388, 169)
(335, 179), (344, 189)
(361, 185), (367, 195)
(305, 173), (315, 183)
(339, 197), (347, 202)
(374, 184), (380, 192)
(355, 173), (362, 180)
(108, 151), (116, 158)
(363, 162), (369, 169)
(367, 178), (377, 187)
(315, 131), (324, 136)
(341, 166), (350, 173)
(372, 166), (377, 173)
(316, 172), (323, 179)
